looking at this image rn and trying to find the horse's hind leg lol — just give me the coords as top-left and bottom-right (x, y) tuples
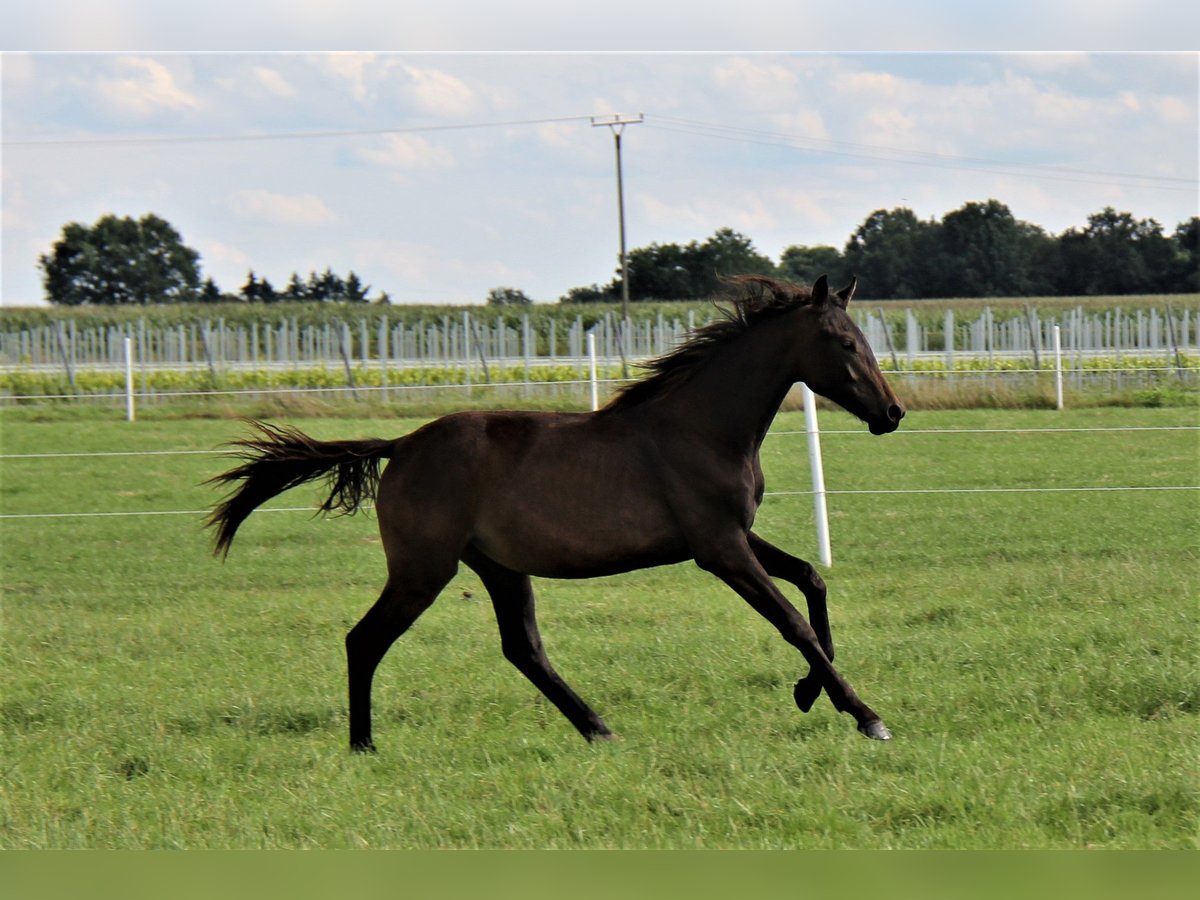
(464, 548), (613, 742)
(748, 532), (831, 714)
(346, 561), (456, 753)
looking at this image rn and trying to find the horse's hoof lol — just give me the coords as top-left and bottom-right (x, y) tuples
(793, 678), (822, 713)
(858, 720), (893, 741)
(350, 740), (377, 754)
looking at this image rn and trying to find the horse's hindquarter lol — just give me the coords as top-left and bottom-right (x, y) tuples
(468, 412), (689, 578)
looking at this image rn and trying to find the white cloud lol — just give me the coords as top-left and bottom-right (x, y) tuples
(311, 52), (378, 104)
(1153, 94), (1195, 125)
(766, 109), (829, 140)
(999, 52), (1091, 75)
(94, 56), (199, 116)
(534, 121), (578, 149)
(711, 57), (801, 109)
(835, 70), (902, 98)
(1117, 90), (1141, 113)
(251, 65), (296, 98)
(229, 189), (339, 225)
(357, 134), (455, 169)
(400, 63), (476, 117)
(639, 191), (778, 237)
(195, 238), (251, 270)
(2, 52), (36, 86)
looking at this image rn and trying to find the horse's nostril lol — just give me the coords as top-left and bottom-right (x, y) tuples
(888, 404), (905, 423)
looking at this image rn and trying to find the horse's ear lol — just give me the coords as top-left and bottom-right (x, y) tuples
(811, 274), (830, 306)
(833, 276), (857, 309)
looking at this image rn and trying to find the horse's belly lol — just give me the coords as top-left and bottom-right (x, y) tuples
(470, 486), (687, 578)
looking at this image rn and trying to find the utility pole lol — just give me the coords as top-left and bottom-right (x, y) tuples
(592, 113), (642, 378)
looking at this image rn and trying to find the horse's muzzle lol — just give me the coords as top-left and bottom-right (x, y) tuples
(869, 404), (905, 435)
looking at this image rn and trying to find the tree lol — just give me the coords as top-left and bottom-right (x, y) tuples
(240, 270), (280, 303)
(778, 245), (847, 286)
(937, 200), (1055, 297)
(623, 241), (699, 299)
(620, 228), (777, 300)
(694, 227), (777, 291)
(843, 207), (941, 299)
(199, 277), (223, 303)
(39, 212), (201, 305)
(345, 271), (371, 303)
(1054, 207), (1175, 295)
(1168, 217), (1199, 293)
(486, 286), (532, 306)
(307, 267), (345, 301)
(560, 283), (615, 304)
(283, 272), (309, 301)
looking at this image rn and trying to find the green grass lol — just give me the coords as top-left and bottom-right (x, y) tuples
(1, 406), (1197, 848)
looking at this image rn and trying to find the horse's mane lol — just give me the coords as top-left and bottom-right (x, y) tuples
(604, 276), (814, 411)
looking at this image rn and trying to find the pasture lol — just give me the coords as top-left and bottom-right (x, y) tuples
(1, 406), (1197, 848)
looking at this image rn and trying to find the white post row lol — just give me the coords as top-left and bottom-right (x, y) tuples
(1053, 324), (1064, 411)
(124, 336), (136, 423)
(802, 384), (833, 567)
(587, 332), (599, 412)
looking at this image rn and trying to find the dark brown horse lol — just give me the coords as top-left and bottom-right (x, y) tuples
(208, 275), (905, 751)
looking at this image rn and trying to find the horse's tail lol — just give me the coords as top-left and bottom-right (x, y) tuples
(206, 421), (396, 558)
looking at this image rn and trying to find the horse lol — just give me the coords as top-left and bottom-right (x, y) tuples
(207, 275), (905, 752)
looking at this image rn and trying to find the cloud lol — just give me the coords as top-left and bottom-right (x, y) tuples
(711, 56), (801, 109)
(399, 63), (476, 117)
(94, 56), (199, 116)
(639, 191), (779, 237)
(2, 52), (36, 86)
(251, 65), (296, 98)
(229, 189), (339, 225)
(357, 134), (455, 169)
(1153, 94), (1195, 125)
(311, 52), (378, 104)
(195, 238), (251, 270)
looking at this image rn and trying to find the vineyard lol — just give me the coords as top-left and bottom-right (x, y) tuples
(2, 295), (1197, 411)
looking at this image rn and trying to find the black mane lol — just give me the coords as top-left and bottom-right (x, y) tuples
(604, 276), (814, 411)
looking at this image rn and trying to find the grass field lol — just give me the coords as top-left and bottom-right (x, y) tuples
(1, 405), (1197, 848)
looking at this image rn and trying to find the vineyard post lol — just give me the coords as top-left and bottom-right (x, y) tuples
(1053, 324), (1064, 410)
(587, 332), (599, 412)
(337, 322), (359, 401)
(124, 336), (135, 422)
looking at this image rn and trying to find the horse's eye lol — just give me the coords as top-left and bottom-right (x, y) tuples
(842, 339), (856, 351)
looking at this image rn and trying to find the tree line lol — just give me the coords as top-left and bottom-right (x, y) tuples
(568, 201), (1198, 302)
(36, 202), (1199, 307)
(38, 213), (389, 307)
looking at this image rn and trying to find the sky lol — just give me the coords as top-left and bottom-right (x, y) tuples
(2, 8), (1197, 307)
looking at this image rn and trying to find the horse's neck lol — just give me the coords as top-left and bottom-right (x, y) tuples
(650, 324), (797, 453)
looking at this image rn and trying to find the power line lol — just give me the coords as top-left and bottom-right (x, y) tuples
(9, 110), (1193, 195)
(645, 115), (1198, 193)
(652, 115), (1197, 186)
(1, 114), (599, 148)
(7, 106), (1192, 195)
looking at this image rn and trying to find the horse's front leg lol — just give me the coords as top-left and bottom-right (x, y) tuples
(748, 532), (831, 714)
(697, 533), (891, 740)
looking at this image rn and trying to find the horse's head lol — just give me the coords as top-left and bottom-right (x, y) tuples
(798, 275), (905, 435)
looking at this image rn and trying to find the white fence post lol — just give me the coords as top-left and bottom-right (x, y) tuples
(123, 336), (135, 423)
(587, 332), (599, 412)
(802, 384), (832, 567)
(1053, 324), (1064, 411)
